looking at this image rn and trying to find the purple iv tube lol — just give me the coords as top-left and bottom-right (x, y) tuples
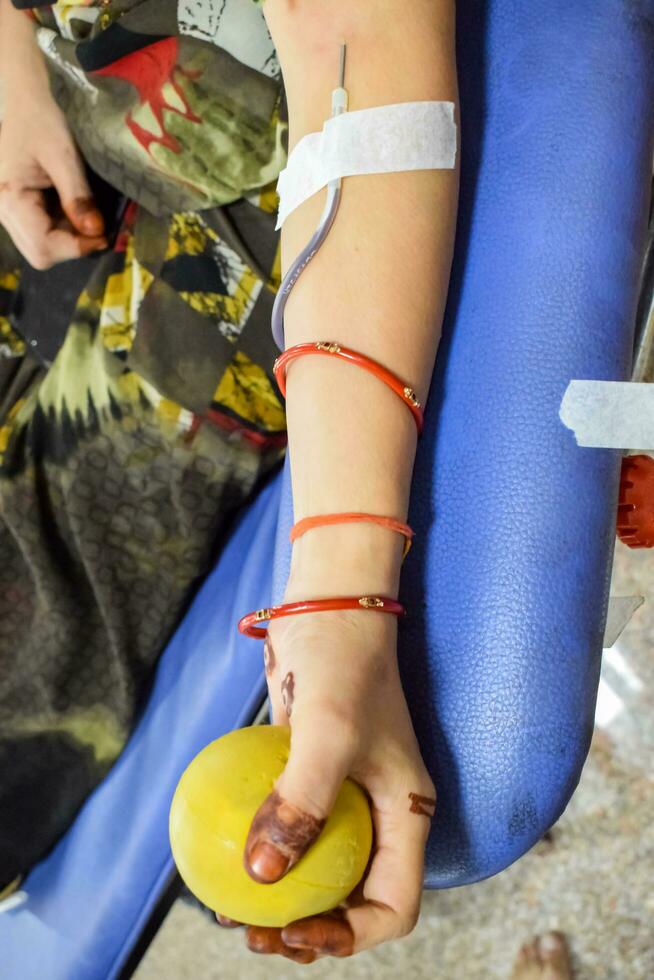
(270, 43), (348, 351)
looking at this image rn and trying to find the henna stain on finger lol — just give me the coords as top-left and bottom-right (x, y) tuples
(282, 909), (355, 958)
(408, 792), (436, 818)
(244, 789), (325, 884)
(246, 925), (317, 963)
(263, 634), (276, 677)
(0, 182), (10, 196)
(281, 671), (295, 717)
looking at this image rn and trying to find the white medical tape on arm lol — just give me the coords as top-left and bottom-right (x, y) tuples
(274, 100), (457, 231)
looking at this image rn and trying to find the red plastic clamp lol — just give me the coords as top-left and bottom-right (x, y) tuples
(616, 454), (654, 548)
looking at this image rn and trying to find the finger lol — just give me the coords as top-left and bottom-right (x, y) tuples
(283, 782), (435, 955)
(45, 227), (108, 264)
(0, 186), (50, 267)
(246, 926), (317, 964)
(243, 705), (356, 884)
(62, 196), (105, 239)
(281, 909), (355, 958)
(0, 187), (106, 268)
(215, 913), (242, 928)
(47, 144), (105, 237)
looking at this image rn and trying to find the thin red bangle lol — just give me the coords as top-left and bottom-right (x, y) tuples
(273, 341), (424, 434)
(290, 512), (415, 560)
(238, 595), (406, 639)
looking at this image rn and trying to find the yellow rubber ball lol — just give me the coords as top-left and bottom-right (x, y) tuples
(169, 725), (373, 928)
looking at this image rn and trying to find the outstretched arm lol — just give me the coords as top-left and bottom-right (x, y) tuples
(268, 0), (459, 601)
(236, 0), (460, 963)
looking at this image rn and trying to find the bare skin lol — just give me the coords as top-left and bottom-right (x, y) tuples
(213, 0), (459, 960)
(228, 631), (565, 970)
(281, 909), (354, 959)
(262, 635), (276, 677)
(0, 0), (107, 268)
(218, 615), (437, 963)
(510, 932), (573, 980)
(2, 0), (458, 962)
(218, 920), (575, 974)
(280, 671), (295, 717)
(243, 788), (325, 884)
(215, 914), (241, 929)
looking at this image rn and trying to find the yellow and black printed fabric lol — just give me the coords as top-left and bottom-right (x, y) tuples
(14, 0), (284, 215)
(0, 0), (288, 887)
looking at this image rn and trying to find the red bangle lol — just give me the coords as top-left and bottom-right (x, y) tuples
(273, 341), (424, 434)
(290, 512), (415, 560)
(238, 595), (406, 639)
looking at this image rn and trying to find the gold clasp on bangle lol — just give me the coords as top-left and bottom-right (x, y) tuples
(254, 608), (273, 621)
(316, 341), (342, 354)
(358, 596), (385, 608)
(403, 386), (421, 408)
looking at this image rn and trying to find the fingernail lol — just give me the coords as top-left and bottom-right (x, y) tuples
(244, 791), (325, 886)
(216, 913), (241, 928)
(83, 217), (104, 236)
(72, 198), (104, 236)
(247, 841), (289, 883)
(284, 948), (317, 964)
(79, 237), (108, 256)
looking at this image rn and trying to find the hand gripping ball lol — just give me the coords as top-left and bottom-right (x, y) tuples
(169, 725), (373, 928)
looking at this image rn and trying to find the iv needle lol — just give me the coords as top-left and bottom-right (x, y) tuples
(339, 42), (346, 87)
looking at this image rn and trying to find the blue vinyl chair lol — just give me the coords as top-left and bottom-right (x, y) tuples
(2, 1), (653, 976)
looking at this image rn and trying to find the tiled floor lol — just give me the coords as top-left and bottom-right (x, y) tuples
(135, 542), (653, 980)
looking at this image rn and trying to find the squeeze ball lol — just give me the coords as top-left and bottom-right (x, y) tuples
(169, 725), (373, 928)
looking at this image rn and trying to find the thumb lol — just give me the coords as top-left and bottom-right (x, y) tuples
(244, 718), (355, 885)
(48, 146), (105, 238)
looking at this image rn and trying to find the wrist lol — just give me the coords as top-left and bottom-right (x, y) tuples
(283, 521), (405, 602)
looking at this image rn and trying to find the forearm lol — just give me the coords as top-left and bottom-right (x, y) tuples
(266, 1), (458, 599)
(0, 0), (46, 93)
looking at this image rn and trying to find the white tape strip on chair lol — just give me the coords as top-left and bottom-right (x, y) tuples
(560, 381), (654, 449)
(603, 595), (645, 648)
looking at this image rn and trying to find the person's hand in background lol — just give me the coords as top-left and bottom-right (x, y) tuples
(0, 0), (106, 269)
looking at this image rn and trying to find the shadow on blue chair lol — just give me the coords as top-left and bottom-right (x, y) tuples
(2, 0), (653, 976)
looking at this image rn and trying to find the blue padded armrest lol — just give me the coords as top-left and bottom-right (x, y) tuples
(0, 473), (281, 980)
(273, 0), (654, 887)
